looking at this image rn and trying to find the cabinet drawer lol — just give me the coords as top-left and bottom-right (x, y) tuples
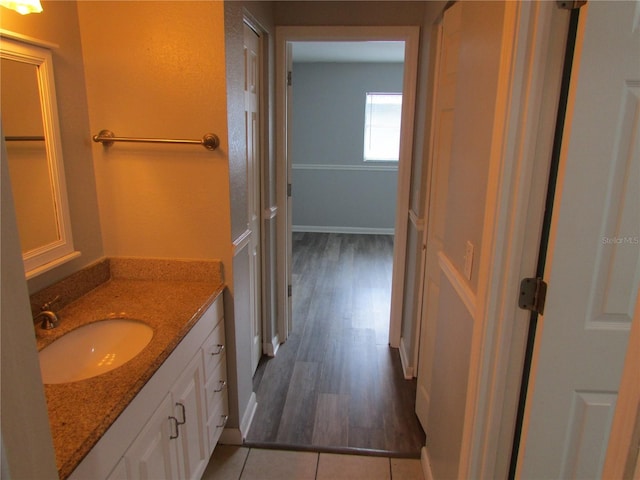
(202, 321), (226, 378)
(206, 393), (228, 453)
(205, 355), (227, 420)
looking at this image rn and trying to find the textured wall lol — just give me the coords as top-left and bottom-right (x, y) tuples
(77, 1), (232, 270)
(275, 1), (426, 26)
(442, 2), (506, 294)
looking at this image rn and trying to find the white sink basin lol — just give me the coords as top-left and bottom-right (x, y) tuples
(39, 319), (154, 384)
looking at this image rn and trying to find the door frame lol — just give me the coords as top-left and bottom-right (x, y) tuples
(274, 25), (420, 344)
(417, 2), (573, 478)
(459, 3), (572, 477)
(460, 5), (570, 477)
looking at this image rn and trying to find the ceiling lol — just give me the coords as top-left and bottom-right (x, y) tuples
(291, 41), (405, 63)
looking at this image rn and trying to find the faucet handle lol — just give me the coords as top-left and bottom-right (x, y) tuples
(40, 295), (60, 311)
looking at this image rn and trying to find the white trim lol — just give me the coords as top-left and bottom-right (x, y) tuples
(275, 28), (290, 343)
(421, 447), (435, 480)
(24, 251), (81, 280)
(292, 163), (398, 172)
(240, 392), (258, 439)
(0, 29), (58, 49)
(292, 225), (394, 235)
(437, 251), (477, 318)
(263, 206), (278, 220)
(1, 37), (76, 278)
(276, 25), (421, 348)
(398, 337), (414, 379)
(413, 15), (443, 436)
(263, 334), (280, 357)
(389, 27), (420, 349)
(232, 229), (251, 256)
(409, 209), (425, 231)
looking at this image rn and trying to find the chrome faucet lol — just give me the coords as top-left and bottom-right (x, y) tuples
(35, 310), (60, 330)
(34, 296), (61, 330)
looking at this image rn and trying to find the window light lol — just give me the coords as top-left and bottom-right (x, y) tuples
(363, 92), (402, 162)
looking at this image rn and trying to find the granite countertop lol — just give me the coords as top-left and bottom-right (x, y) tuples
(32, 258), (224, 479)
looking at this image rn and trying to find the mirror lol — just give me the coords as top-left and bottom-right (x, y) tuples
(1, 32), (78, 278)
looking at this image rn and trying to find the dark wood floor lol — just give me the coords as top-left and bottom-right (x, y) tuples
(245, 233), (425, 457)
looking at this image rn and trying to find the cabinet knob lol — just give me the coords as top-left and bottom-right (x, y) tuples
(214, 380), (227, 393)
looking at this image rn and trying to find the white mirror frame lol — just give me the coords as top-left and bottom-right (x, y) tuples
(1, 30), (79, 279)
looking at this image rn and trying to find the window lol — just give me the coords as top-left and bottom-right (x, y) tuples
(363, 92), (402, 161)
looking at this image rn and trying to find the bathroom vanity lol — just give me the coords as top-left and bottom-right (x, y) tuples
(33, 258), (227, 479)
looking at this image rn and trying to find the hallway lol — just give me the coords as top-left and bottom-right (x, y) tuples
(245, 233), (425, 456)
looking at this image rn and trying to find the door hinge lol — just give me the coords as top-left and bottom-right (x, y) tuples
(287, 183), (292, 197)
(288, 285), (292, 297)
(518, 277), (548, 315)
(556, 1), (586, 10)
(287, 71), (292, 86)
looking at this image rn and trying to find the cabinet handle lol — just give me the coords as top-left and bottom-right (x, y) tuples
(210, 344), (225, 355)
(169, 416), (180, 439)
(175, 402), (186, 425)
(214, 380), (227, 392)
(216, 414), (229, 429)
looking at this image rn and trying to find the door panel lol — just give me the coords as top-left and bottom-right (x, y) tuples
(244, 22), (262, 374)
(415, 0), (460, 433)
(125, 395), (180, 480)
(518, 2), (640, 477)
(172, 354), (208, 480)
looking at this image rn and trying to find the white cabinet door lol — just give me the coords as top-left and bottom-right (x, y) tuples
(172, 352), (209, 480)
(124, 395), (180, 480)
(106, 457), (128, 480)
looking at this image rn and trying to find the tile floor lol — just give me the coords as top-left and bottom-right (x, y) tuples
(202, 445), (425, 480)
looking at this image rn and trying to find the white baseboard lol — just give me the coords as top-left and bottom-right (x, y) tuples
(292, 225), (394, 235)
(399, 337), (414, 379)
(219, 392), (258, 445)
(421, 447), (434, 480)
(263, 334), (280, 357)
(240, 392), (257, 438)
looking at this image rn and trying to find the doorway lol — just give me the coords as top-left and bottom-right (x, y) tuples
(245, 26), (423, 455)
(275, 26), (421, 353)
(289, 39), (404, 347)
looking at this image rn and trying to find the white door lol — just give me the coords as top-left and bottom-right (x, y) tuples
(518, 2), (640, 478)
(415, 1), (460, 430)
(244, 22), (262, 375)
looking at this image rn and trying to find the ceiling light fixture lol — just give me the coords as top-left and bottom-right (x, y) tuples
(0, 0), (43, 15)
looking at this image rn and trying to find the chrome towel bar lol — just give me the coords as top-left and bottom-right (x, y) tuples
(92, 129), (220, 151)
(5, 136), (45, 141)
